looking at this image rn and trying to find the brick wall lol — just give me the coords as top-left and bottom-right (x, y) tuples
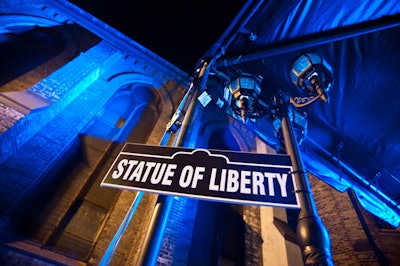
(355, 195), (400, 265)
(243, 206), (263, 265)
(0, 41), (123, 219)
(310, 174), (382, 265)
(0, 41), (122, 164)
(165, 197), (198, 266)
(0, 102), (24, 133)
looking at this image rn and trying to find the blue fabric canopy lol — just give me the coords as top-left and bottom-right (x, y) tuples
(206, 0), (400, 227)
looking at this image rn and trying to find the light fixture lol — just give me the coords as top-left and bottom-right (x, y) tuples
(224, 74), (267, 123)
(290, 53), (333, 106)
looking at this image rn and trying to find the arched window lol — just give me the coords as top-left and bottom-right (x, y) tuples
(82, 83), (160, 142)
(46, 83), (161, 260)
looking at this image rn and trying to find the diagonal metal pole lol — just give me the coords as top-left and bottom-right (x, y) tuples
(135, 61), (211, 266)
(99, 64), (207, 266)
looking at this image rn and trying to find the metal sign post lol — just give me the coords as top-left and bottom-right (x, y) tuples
(133, 61), (210, 266)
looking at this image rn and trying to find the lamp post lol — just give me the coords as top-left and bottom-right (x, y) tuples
(273, 91), (333, 265)
(135, 61), (210, 266)
(273, 53), (333, 265)
(224, 53), (334, 265)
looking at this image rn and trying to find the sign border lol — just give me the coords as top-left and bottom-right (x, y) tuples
(101, 143), (300, 209)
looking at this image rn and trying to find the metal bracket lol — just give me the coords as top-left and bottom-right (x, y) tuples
(166, 110), (185, 133)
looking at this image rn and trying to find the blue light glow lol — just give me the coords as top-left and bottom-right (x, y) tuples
(82, 84), (154, 141)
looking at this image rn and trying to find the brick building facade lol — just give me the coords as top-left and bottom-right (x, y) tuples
(0, 1), (399, 265)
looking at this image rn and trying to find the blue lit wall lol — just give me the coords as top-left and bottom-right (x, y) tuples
(0, 41), (118, 218)
(0, 8), (187, 234)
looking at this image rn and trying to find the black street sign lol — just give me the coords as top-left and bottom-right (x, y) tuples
(101, 143), (300, 208)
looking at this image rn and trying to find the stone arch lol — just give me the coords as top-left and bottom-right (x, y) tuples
(106, 71), (164, 89)
(104, 71), (178, 141)
(0, 14), (99, 91)
(0, 14), (63, 36)
(32, 78), (165, 260)
(82, 80), (162, 143)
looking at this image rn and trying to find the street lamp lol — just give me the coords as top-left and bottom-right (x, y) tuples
(226, 53), (334, 265)
(136, 53), (334, 265)
(271, 90), (333, 265)
(274, 53), (334, 265)
(224, 74), (267, 123)
(289, 53), (333, 106)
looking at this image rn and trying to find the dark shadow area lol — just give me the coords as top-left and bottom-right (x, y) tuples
(189, 201), (246, 266)
(8, 137), (84, 238)
(0, 26), (65, 87)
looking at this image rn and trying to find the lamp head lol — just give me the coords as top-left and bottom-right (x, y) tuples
(224, 74), (266, 123)
(290, 53), (333, 103)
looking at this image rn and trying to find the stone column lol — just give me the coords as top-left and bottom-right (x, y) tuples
(257, 139), (303, 265)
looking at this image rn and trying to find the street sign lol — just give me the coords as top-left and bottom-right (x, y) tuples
(101, 143), (300, 208)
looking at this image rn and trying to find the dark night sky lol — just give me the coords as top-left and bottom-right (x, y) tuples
(69, 0), (245, 72)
